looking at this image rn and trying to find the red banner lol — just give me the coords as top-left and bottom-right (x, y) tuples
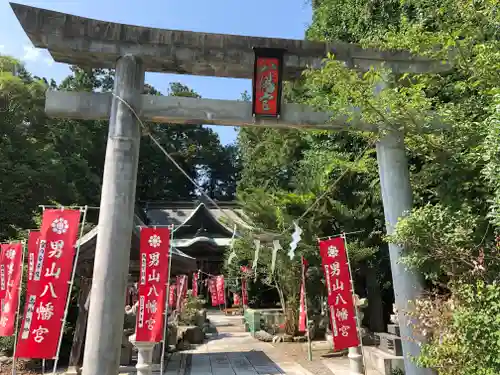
(135, 227), (170, 343)
(319, 237), (359, 351)
(254, 57), (280, 116)
(16, 209), (81, 359)
(0, 242), (23, 336)
(208, 278), (218, 307)
(298, 256), (308, 333)
(215, 275), (225, 306)
(176, 275), (188, 311)
(192, 272), (198, 297)
(0, 245), (6, 301)
(233, 293), (241, 306)
(241, 278), (248, 306)
(298, 283), (306, 332)
(26, 232), (40, 295)
(240, 266), (249, 307)
(0, 245), (7, 303)
(168, 283), (176, 308)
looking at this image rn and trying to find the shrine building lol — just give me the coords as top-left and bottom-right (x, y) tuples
(143, 200), (252, 276)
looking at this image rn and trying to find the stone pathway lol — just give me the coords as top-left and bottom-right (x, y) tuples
(164, 311), (342, 375)
(147, 311), (382, 375)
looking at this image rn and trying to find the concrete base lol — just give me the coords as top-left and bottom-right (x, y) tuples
(117, 364), (165, 372)
(348, 346), (364, 375)
(363, 346), (404, 375)
(302, 340), (332, 351)
(129, 335), (156, 375)
(64, 366), (81, 375)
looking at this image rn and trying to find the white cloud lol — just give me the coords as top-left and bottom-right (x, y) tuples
(0, 45), (5, 53)
(22, 45), (54, 67)
(23, 45), (40, 62)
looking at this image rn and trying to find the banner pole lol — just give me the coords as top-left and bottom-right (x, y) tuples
(11, 240), (27, 375)
(224, 278), (228, 315)
(160, 226), (174, 375)
(42, 359), (45, 375)
(301, 258), (313, 361)
(341, 233), (366, 375)
(241, 276), (246, 316)
(52, 206), (88, 375)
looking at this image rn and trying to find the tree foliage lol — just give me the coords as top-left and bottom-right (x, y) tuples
(0, 55), (239, 357)
(234, 0), (500, 371)
(303, 0), (500, 372)
(0, 56), (239, 241)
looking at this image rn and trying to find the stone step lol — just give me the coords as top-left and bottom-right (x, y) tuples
(386, 324), (400, 336)
(373, 332), (403, 356)
(363, 346), (404, 375)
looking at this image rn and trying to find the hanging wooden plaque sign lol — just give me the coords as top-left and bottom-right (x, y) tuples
(252, 48), (286, 118)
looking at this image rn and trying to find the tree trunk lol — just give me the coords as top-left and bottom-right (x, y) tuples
(284, 300), (298, 336)
(275, 282), (297, 335)
(365, 264), (385, 332)
(67, 277), (92, 372)
(275, 281), (286, 313)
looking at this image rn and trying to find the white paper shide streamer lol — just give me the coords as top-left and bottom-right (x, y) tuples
(271, 240), (281, 274)
(227, 225), (238, 265)
(252, 240), (260, 270)
(288, 221), (303, 260)
(252, 239), (260, 281)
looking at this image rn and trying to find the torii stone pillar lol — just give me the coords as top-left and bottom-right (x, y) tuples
(377, 129), (433, 375)
(82, 55), (145, 375)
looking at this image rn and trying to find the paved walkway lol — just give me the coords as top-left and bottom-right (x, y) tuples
(163, 311), (361, 375)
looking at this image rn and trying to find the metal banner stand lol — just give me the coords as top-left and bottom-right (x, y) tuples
(342, 232), (367, 375)
(11, 239), (26, 375)
(52, 206), (89, 374)
(301, 257), (313, 361)
(223, 278), (228, 315)
(160, 226), (174, 375)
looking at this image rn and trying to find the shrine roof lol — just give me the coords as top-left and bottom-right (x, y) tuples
(144, 201), (251, 248)
(10, 3), (450, 77)
(145, 201), (252, 231)
(144, 201), (284, 246)
(77, 210), (196, 270)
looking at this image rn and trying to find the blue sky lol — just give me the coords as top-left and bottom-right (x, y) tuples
(0, 0), (313, 145)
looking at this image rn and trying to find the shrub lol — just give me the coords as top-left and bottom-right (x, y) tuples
(178, 290), (206, 325)
(411, 281), (500, 375)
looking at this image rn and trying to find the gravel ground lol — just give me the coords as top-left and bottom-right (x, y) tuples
(0, 359), (67, 375)
(0, 363), (40, 375)
(270, 341), (340, 375)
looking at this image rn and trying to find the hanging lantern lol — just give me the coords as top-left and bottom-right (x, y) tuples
(252, 47), (286, 119)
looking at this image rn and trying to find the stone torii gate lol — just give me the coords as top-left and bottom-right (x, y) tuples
(11, 3), (448, 375)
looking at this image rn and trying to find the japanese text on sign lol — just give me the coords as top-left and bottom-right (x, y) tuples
(0, 242), (23, 336)
(318, 237), (359, 351)
(254, 57), (280, 116)
(15, 209), (81, 359)
(135, 227), (170, 343)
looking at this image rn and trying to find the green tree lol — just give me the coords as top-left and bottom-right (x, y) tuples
(0, 57), (240, 358)
(0, 57), (67, 239)
(302, 0), (500, 372)
(306, 0), (403, 43)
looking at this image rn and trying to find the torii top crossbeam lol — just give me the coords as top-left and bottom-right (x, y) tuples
(10, 3), (449, 79)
